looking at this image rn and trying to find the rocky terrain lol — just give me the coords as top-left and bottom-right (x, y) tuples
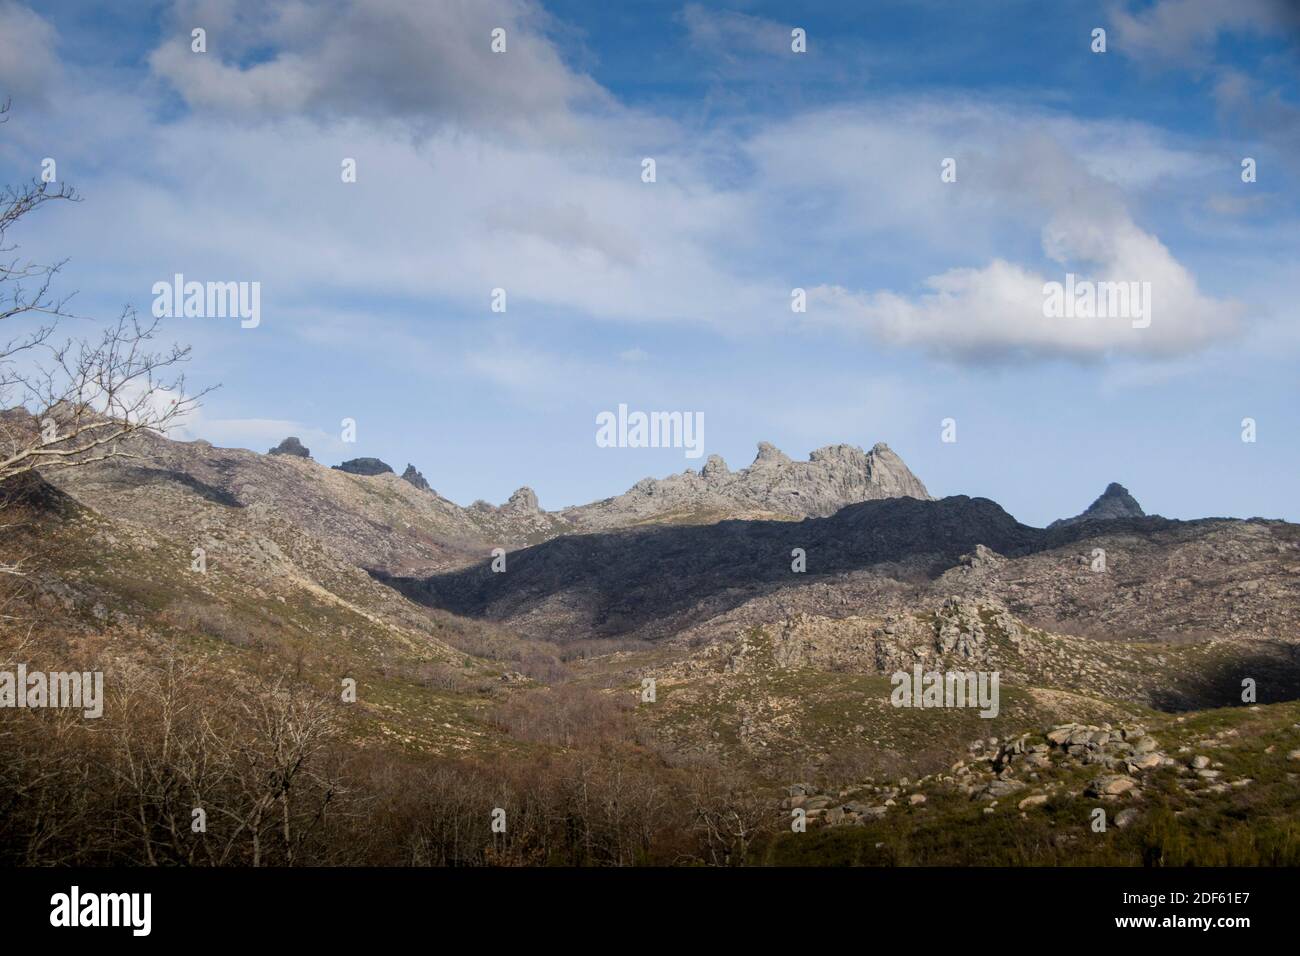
(763, 702), (1300, 866)
(40, 427), (929, 577)
(7, 418), (1299, 867)
(394, 494), (1300, 651)
(558, 441), (930, 528)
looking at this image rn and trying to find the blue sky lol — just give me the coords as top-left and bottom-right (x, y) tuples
(1, 0), (1297, 524)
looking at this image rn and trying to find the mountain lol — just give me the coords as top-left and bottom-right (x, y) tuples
(390, 501), (1300, 665)
(9, 412), (1300, 867)
(384, 494), (1033, 642)
(559, 441), (930, 528)
(1050, 482), (1146, 527)
(41, 430), (932, 574)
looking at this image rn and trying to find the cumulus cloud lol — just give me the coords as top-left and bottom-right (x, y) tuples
(787, 113), (1243, 362)
(8, 7), (1250, 375)
(1109, 0), (1298, 65)
(810, 218), (1241, 363)
(0, 1), (60, 103)
(148, 0), (605, 135)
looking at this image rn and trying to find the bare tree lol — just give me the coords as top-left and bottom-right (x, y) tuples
(0, 98), (211, 575)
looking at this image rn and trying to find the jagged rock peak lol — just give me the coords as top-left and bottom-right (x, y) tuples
(504, 486), (540, 513)
(752, 441), (792, 468)
(332, 457), (394, 477)
(592, 439), (930, 522)
(401, 464), (432, 493)
(268, 436), (311, 459)
(1052, 482), (1145, 527)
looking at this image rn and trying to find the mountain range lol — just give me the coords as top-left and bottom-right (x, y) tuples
(6, 415), (1300, 865)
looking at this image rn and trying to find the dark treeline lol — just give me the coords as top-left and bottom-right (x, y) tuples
(0, 656), (776, 867)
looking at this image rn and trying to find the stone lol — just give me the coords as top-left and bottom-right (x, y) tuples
(268, 436), (311, 458)
(333, 457), (394, 476)
(1087, 774), (1136, 797)
(980, 779), (1026, 800)
(401, 464), (433, 492)
(1018, 794), (1049, 810)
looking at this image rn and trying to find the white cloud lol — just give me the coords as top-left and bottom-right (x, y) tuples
(6, 11), (1257, 374)
(149, 0), (606, 136)
(1109, 0), (1296, 65)
(680, 3), (791, 57)
(0, 1), (60, 103)
(194, 417), (342, 456)
(809, 216), (1241, 363)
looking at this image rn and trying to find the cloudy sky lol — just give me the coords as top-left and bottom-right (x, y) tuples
(1, 0), (1297, 524)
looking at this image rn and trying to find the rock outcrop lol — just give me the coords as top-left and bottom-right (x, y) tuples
(333, 457), (394, 477)
(502, 486), (541, 514)
(1051, 482), (1145, 527)
(563, 441), (931, 528)
(401, 464), (433, 493)
(268, 436), (311, 458)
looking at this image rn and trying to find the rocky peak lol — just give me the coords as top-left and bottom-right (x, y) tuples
(503, 486), (540, 513)
(808, 443), (866, 464)
(752, 441), (792, 469)
(401, 464), (432, 493)
(701, 454), (729, 480)
(268, 436), (311, 459)
(1052, 482), (1145, 527)
(560, 438), (932, 528)
(332, 457), (394, 477)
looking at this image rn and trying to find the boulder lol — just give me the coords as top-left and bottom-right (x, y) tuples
(1114, 808), (1141, 829)
(268, 436), (311, 458)
(1087, 774), (1136, 797)
(333, 457), (394, 477)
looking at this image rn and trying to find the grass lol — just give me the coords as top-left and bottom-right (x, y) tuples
(755, 700), (1300, 866)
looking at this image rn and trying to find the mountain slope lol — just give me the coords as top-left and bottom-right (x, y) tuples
(1050, 482), (1146, 527)
(390, 496), (1300, 657)
(383, 495), (1040, 642)
(42, 427), (933, 575)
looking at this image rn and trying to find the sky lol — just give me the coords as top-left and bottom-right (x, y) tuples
(0, 0), (1297, 525)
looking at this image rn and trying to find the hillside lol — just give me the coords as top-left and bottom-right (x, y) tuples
(5, 424), (1299, 868)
